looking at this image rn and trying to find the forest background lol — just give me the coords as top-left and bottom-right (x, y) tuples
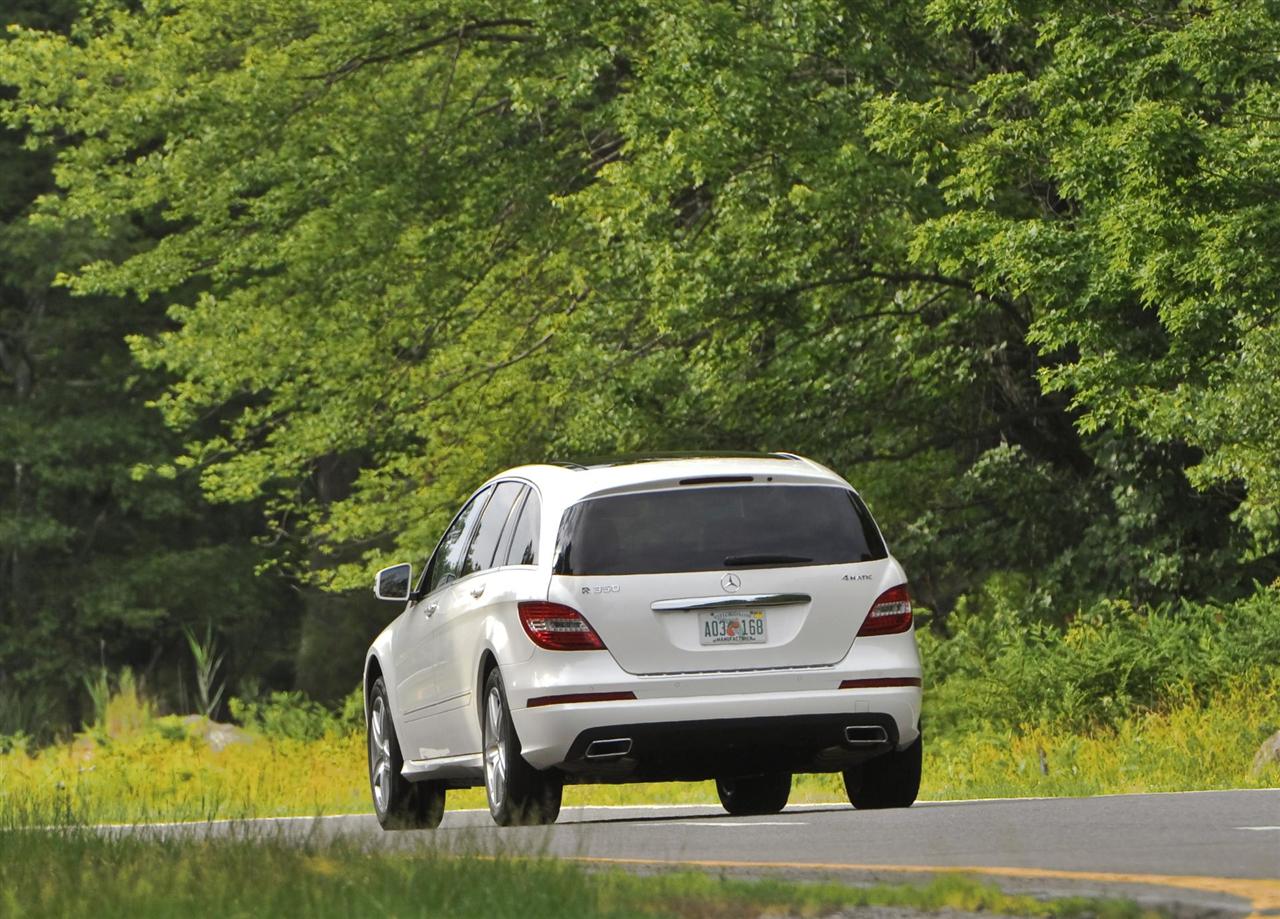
(0, 0), (1277, 768)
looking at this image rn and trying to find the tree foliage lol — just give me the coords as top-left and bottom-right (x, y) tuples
(0, 0), (303, 730)
(870, 0), (1280, 557)
(1, 0), (1277, 683)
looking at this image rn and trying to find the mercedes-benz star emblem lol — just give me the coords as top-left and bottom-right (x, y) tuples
(721, 572), (742, 592)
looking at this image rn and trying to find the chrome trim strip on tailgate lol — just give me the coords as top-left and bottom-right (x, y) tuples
(650, 593), (811, 612)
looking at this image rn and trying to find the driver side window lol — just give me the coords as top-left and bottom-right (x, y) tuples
(419, 487), (491, 597)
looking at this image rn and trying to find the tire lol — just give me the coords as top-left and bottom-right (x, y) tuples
(368, 677), (446, 830)
(843, 732), (922, 809)
(716, 772), (792, 816)
(482, 669), (563, 826)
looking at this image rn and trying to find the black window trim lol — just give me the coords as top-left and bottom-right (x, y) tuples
(460, 479), (528, 578)
(497, 482), (542, 568)
(494, 485), (531, 569)
(413, 484), (494, 600)
(484, 483), (530, 571)
(413, 477), (544, 600)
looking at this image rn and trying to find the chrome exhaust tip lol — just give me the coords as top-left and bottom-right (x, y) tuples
(845, 725), (889, 745)
(585, 738), (633, 759)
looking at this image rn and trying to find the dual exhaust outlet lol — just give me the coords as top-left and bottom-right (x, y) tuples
(584, 738), (633, 759)
(583, 726), (887, 759)
(844, 725), (889, 745)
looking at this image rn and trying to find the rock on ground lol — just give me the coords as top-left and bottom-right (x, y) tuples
(1251, 730), (1280, 778)
(180, 715), (255, 753)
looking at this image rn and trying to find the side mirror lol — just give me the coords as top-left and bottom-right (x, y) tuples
(374, 563), (413, 602)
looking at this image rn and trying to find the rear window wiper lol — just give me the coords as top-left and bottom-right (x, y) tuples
(723, 553), (814, 567)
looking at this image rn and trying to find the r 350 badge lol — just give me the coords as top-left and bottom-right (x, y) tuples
(581, 584), (621, 595)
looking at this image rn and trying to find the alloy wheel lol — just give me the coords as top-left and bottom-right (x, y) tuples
(484, 686), (507, 808)
(369, 695), (393, 815)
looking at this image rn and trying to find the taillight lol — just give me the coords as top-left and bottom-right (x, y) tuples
(857, 584), (913, 636)
(518, 601), (607, 651)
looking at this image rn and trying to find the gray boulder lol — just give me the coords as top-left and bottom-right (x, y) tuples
(1250, 730), (1280, 778)
(180, 715), (256, 752)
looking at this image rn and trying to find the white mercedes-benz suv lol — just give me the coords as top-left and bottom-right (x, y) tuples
(364, 453), (922, 828)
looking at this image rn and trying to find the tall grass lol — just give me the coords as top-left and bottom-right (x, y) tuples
(0, 587), (1274, 822)
(0, 676), (1272, 822)
(182, 624), (227, 720)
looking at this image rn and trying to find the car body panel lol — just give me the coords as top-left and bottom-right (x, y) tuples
(551, 557), (905, 676)
(363, 454), (922, 787)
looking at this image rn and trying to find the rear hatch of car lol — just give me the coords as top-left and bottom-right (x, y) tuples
(547, 479), (894, 675)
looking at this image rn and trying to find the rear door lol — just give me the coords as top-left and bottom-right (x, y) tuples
(547, 483), (893, 675)
(394, 486), (490, 758)
(428, 480), (528, 755)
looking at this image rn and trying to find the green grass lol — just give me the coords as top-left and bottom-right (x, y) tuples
(5, 586), (1274, 822)
(0, 668), (1267, 919)
(0, 821), (1161, 919)
(1, 677), (1272, 823)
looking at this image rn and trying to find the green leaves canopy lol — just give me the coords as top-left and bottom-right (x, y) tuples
(3, 0), (1276, 613)
(0, 0), (305, 728)
(870, 0), (1280, 550)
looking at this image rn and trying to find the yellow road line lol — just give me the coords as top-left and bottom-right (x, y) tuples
(569, 856), (1280, 919)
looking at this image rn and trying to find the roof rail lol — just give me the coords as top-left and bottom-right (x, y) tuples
(549, 451), (800, 469)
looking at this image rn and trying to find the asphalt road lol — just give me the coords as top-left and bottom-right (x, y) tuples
(116, 790), (1280, 916)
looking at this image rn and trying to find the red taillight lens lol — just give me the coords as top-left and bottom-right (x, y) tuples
(518, 601), (607, 651)
(857, 584), (913, 636)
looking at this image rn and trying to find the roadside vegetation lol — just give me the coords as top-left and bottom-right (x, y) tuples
(3, 5), (1278, 915)
(5, 0), (1280, 738)
(3, 587), (1273, 823)
(0, 816), (1163, 919)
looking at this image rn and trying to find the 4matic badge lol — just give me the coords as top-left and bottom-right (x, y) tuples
(842, 574), (873, 581)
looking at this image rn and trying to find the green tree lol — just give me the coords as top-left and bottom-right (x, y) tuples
(2, 0), (1273, 642)
(0, 0), (303, 732)
(867, 0), (1280, 571)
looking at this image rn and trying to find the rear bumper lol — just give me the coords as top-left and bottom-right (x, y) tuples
(504, 626), (922, 773)
(511, 683), (921, 772)
(558, 711), (900, 782)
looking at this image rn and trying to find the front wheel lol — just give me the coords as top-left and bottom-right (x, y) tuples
(843, 732), (922, 809)
(482, 669), (562, 826)
(368, 677), (446, 830)
(716, 772), (792, 816)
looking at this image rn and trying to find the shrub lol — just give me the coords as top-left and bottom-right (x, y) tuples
(229, 688), (362, 742)
(921, 581), (1280, 734)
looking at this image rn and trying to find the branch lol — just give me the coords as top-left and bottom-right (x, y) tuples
(306, 18), (538, 86)
(775, 266), (1029, 328)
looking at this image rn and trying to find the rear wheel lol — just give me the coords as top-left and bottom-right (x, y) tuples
(482, 669), (562, 826)
(367, 678), (446, 830)
(716, 772), (792, 816)
(843, 732), (921, 809)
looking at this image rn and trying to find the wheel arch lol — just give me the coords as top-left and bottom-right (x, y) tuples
(364, 653), (385, 725)
(476, 649), (500, 731)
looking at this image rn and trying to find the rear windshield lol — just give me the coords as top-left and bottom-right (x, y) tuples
(553, 484), (886, 576)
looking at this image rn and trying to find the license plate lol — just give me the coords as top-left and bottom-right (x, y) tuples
(698, 609), (767, 645)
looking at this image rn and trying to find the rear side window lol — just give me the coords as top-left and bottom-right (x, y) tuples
(554, 484), (886, 576)
(460, 481), (524, 578)
(501, 489), (540, 566)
